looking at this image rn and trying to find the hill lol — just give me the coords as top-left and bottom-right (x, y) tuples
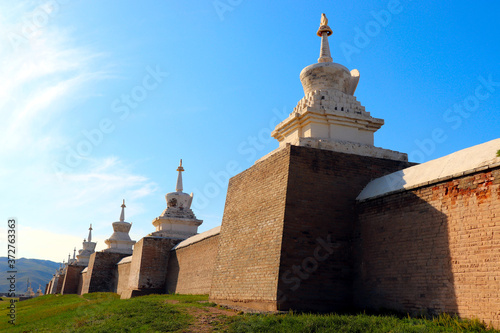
(0, 257), (60, 294)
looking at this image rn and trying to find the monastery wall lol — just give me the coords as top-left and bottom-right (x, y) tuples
(210, 147), (291, 311)
(61, 265), (85, 295)
(80, 252), (128, 294)
(210, 145), (411, 311)
(120, 237), (176, 298)
(54, 273), (65, 294)
(166, 228), (220, 294)
(355, 166), (500, 328)
(77, 270), (86, 295)
(277, 145), (412, 311)
(116, 259), (131, 295)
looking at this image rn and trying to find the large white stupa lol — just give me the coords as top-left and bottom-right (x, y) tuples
(271, 14), (407, 161)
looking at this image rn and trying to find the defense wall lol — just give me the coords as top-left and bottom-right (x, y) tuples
(210, 147), (291, 311)
(277, 145), (412, 311)
(80, 252), (128, 294)
(116, 259), (131, 295)
(355, 167), (500, 328)
(77, 270), (86, 295)
(166, 230), (220, 294)
(54, 273), (65, 294)
(61, 265), (86, 295)
(210, 145), (411, 311)
(120, 237), (176, 299)
(47, 276), (58, 294)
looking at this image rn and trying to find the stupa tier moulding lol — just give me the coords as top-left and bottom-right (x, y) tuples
(271, 14), (407, 161)
(149, 160), (203, 239)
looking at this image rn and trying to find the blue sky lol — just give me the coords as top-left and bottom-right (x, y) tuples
(1, 0), (499, 262)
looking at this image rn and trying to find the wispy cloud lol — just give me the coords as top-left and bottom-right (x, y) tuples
(0, 2), (158, 260)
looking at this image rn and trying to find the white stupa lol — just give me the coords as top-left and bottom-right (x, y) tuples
(76, 224), (97, 266)
(103, 200), (136, 254)
(271, 14), (407, 161)
(149, 160), (203, 239)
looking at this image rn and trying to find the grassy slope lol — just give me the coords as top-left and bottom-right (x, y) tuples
(0, 293), (498, 333)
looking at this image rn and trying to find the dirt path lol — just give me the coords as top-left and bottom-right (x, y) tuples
(182, 306), (239, 333)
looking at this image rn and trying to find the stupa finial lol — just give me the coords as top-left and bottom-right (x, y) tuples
(176, 159), (184, 192)
(320, 13), (328, 26)
(88, 224), (93, 243)
(317, 13), (333, 63)
(120, 199), (126, 222)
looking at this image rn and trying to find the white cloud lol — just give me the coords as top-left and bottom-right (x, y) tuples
(0, 2), (158, 261)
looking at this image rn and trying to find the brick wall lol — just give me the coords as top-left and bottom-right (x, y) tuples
(277, 145), (412, 311)
(54, 273), (65, 294)
(166, 233), (220, 294)
(77, 271), (86, 295)
(121, 237), (177, 299)
(355, 167), (500, 328)
(210, 147), (291, 311)
(61, 265), (85, 295)
(80, 252), (128, 294)
(46, 279), (53, 294)
(210, 145), (411, 311)
(116, 261), (131, 295)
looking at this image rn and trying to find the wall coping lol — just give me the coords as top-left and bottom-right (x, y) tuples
(172, 226), (221, 250)
(357, 138), (500, 201)
(117, 256), (132, 265)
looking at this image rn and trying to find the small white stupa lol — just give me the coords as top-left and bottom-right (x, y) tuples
(103, 200), (136, 254)
(149, 160), (203, 239)
(271, 14), (407, 161)
(68, 247), (77, 264)
(76, 224), (97, 266)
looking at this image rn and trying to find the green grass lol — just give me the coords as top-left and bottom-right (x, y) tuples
(229, 312), (498, 333)
(0, 293), (198, 332)
(0, 293), (498, 332)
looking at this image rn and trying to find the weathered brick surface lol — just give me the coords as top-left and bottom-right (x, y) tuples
(355, 167), (500, 328)
(121, 237), (177, 298)
(80, 252), (128, 294)
(210, 145), (411, 311)
(210, 147), (291, 311)
(54, 273), (65, 294)
(278, 145), (412, 311)
(61, 265), (85, 295)
(77, 271), (85, 295)
(166, 233), (220, 294)
(116, 261), (131, 295)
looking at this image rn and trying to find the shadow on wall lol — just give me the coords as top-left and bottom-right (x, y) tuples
(275, 146), (414, 312)
(354, 191), (457, 317)
(165, 251), (179, 294)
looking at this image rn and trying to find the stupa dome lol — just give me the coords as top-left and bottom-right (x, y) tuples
(299, 13), (360, 96)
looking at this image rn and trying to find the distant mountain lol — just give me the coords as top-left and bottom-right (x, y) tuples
(0, 257), (61, 294)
